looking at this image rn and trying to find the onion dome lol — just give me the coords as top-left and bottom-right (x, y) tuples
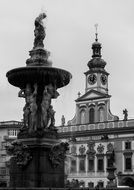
(87, 25), (107, 70)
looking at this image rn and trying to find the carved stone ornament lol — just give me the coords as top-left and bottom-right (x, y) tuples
(49, 142), (69, 168)
(71, 145), (77, 155)
(79, 145), (86, 155)
(97, 143), (104, 154)
(86, 141), (96, 157)
(6, 140), (32, 168)
(107, 143), (114, 152)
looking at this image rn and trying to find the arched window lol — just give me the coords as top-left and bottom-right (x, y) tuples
(89, 108), (95, 124)
(99, 107), (104, 122)
(80, 109), (86, 124)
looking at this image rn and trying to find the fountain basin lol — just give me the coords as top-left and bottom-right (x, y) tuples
(6, 66), (72, 89)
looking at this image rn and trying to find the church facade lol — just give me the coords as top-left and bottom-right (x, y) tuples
(57, 34), (134, 188)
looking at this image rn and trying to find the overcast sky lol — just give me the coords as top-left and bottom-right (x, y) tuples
(0, 0), (134, 125)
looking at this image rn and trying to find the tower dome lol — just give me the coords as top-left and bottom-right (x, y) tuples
(87, 25), (107, 71)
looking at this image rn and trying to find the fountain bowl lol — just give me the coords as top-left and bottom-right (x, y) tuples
(6, 66), (72, 89)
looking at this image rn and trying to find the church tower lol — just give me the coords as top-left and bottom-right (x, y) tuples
(68, 26), (118, 125)
(85, 25), (108, 94)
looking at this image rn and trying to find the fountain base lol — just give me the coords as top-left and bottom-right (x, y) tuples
(9, 138), (66, 188)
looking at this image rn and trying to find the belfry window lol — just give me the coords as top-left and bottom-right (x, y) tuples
(89, 108), (95, 124)
(80, 109), (86, 124)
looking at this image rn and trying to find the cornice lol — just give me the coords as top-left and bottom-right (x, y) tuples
(58, 126), (134, 139)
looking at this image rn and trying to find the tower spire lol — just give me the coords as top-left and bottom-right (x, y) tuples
(95, 23), (98, 42)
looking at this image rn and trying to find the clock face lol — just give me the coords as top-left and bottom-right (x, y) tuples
(100, 74), (107, 85)
(88, 74), (97, 85)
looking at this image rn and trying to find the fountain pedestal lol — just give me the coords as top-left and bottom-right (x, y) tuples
(6, 13), (71, 188)
(9, 138), (67, 187)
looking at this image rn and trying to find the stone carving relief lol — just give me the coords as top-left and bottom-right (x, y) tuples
(79, 145), (86, 155)
(97, 143), (104, 154)
(49, 142), (69, 168)
(6, 140), (32, 168)
(70, 145), (77, 155)
(107, 143), (114, 152)
(86, 141), (96, 157)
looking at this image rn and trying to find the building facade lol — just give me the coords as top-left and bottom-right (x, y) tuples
(0, 121), (21, 186)
(57, 34), (134, 188)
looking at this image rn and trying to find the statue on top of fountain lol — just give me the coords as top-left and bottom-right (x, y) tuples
(33, 13), (46, 49)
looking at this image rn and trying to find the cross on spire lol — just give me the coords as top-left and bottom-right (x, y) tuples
(94, 23), (98, 42)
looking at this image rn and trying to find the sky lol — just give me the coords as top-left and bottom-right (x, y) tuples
(0, 0), (134, 126)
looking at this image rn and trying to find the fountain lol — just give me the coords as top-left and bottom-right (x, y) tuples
(6, 13), (72, 188)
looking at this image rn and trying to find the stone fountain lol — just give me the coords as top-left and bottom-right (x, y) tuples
(6, 13), (72, 188)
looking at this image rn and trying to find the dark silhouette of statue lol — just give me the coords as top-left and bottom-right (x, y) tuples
(123, 109), (128, 121)
(34, 13), (46, 49)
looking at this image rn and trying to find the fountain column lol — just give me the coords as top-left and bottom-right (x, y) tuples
(6, 13), (72, 188)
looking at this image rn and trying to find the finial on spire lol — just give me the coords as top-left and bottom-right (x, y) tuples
(94, 23), (98, 42)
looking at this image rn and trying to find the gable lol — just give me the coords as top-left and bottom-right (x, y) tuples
(76, 90), (110, 102)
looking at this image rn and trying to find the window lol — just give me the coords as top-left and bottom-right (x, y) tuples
(70, 159), (76, 173)
(98, 181), (104, 188)
(99, 107), (104, 122)
(80, 110), (86, 124)
(79, 158), (85, 172)
(107, 157), (111, 168)
(97, 158), (104, 171)
(125, 156), (132, 171)
(0, 167), (6, 176)
(8, 129), (18, 137)
(125, 141), (131, 150)
(88, 182), (94, 188)
(88, 158), (94, 171)
(89, 108), (95, 124)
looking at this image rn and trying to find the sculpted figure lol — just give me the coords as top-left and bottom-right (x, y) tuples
(41, 85), (52, 128)
(123, 108), (128, 121)
(47, 105), (55, 128)
(18, 84), (32, 127)
(34, 13), (46, 49)
(61, 115), (65, 126)
(41, 84), (59, 128)
(28, 84), (38, 133)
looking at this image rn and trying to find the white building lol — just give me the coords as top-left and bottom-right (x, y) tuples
(57, 33), (134, 188)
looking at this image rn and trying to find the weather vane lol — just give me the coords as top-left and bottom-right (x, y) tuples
(94, 23), (98, 41)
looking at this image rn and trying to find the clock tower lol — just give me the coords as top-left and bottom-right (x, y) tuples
(85, 28), (109, 94)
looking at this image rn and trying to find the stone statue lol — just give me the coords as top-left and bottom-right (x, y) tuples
(123, 108), (128, 121)
(28, 84), (38, 133)
(34, 13), (46, 49)
(18, 84), (32, 127)
(47, 105), (55, 128)
(61, 115), (65, 126)
(49, 142), (69, 168)
(41, 84), (59, 129)
(41, 85), (52, 128)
